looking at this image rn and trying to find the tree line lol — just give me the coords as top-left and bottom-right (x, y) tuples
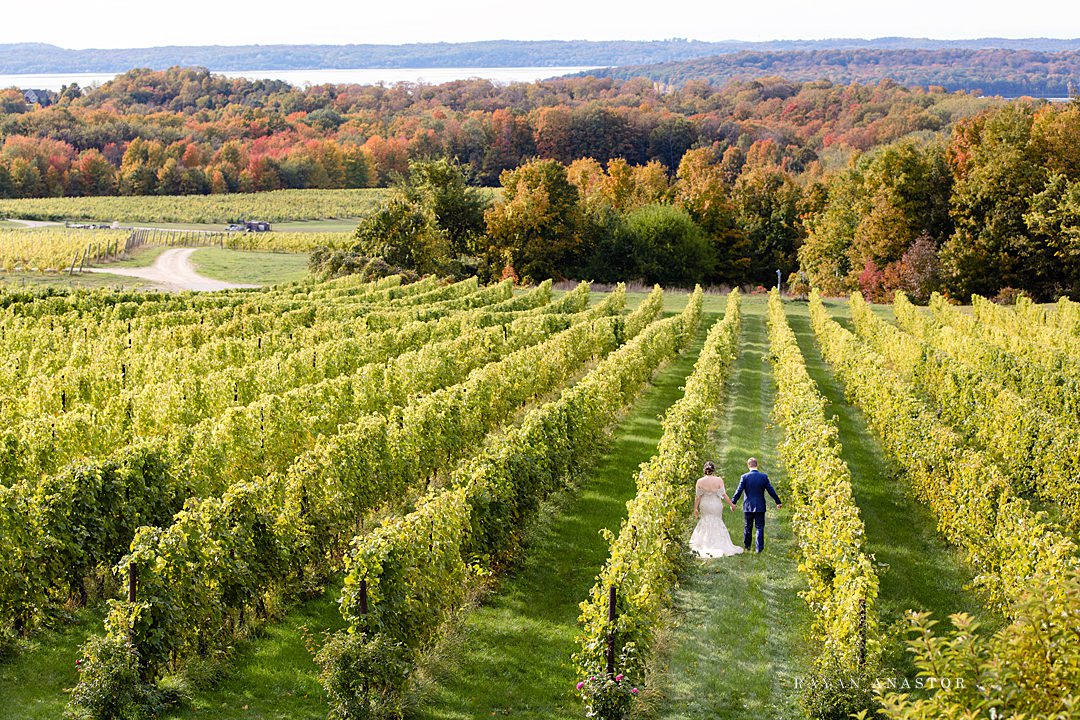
(329, 99), (1080, 301)
(0, 68), (997, 197)
(594, 48), (1080, 98)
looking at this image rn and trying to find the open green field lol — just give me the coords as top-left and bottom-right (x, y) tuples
(0, 283), (1074, 719)
(189, 248), (312, 285)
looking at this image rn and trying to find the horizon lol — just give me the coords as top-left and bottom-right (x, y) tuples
(3, 0), (1079, 50)
(6, 35), (1080, 53)
(3, 35), (1080, 52)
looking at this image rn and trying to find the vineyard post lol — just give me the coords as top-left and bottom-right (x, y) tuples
(606, 585), (617, 677)
(128, 563), (137, 603)
(69, 252), (78, 276)
(857, 597), (867, 668)
(79, 252), (86, 273)
(359, 579), (370, 712)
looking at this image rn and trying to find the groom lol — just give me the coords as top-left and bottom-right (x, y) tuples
(731, 457), (782, 553)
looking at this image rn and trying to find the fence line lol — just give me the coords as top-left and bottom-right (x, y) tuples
(70, 228), (227, 274)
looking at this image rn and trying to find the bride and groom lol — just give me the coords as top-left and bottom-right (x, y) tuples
(690, 457), (781, 557)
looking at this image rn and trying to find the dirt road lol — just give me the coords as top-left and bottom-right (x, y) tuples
(86, 248), (259, 292)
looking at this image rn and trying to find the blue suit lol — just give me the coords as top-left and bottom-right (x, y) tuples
(732, 469), (781, 552)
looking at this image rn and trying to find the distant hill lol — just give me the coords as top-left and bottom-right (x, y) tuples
(2, 38), (1080, 74)
(583, 48), (1080, 97)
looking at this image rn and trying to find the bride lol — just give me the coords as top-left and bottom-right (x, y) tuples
(690, 461), (743, 558)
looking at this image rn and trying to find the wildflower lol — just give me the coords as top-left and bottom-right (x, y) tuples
(631, 687), (639, 694)
(615, 673), (624, 681)
(576, 681), (584, 690)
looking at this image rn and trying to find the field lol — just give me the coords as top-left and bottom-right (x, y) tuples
(0, 226), (351, 274)
(0, 278), (1077, 720)
(0, 188), (389, 224)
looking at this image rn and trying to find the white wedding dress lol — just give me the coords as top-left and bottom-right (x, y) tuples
(690, 485), (744, 558)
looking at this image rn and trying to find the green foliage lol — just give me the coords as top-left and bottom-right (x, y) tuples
(352, 197), (449, 274)
(331, 286), (698, 712)
(797, 666), (882, 720)
(351, 158), (490, 277)
(875, 572), (1080, 718)
(863, 291), (1080, 531)
(732, 166), (805, 282)
(938, 103), (1080, 300)
(809, 291), (1078, 618)
(76, 283), (632, 686)
(484, 158), (582, 281)
(315, 631), (411, 720)
(578, 672), (639, 720)
(798, 138), (951, 296)
(66, 635), (161, 720)
(0, 189), (389, 223)
(625, 204), (712, 286)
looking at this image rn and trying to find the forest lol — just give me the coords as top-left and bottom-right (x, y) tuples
(592, 48), (1080, 97)
(2, 66), (1080, 300)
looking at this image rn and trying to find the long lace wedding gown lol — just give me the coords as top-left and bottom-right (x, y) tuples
(690, 487), (744, 558)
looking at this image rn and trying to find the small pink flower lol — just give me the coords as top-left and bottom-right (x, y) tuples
(615, 673), (624, 682)
(631, 687), (639, 694)
(590, 676), (596, 681)
(576, 681), (584, 690)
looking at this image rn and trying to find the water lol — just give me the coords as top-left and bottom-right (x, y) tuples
(0, 67), (600, 91)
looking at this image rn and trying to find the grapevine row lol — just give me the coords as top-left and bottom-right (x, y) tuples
(80, 288), (661, 683)
(323, 289), (703, 712)
(766, 291), (879, 674)
(0, 290), (607, 632)
(810, 291), (1077, 615)
(850, 291), (1080, 531)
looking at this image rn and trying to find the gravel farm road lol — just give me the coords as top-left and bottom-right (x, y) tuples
(86, 247), (259, 292)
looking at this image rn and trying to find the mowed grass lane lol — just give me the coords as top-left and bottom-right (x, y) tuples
(654, 297), (810, 720)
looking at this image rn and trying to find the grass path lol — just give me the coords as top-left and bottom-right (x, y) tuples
(0, 608), (102, 720)
(783, 300), (994, 670)
(653, 299), (810, 720)
(417, 313), (716, 720)
(162, 589), (346, 720)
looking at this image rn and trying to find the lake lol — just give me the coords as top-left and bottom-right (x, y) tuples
(0, 67), (601, 91)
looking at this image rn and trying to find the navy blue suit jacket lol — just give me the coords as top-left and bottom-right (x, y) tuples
(732, 469), (781, 513)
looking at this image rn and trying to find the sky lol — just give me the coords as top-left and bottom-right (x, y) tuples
(2, 0), (1079, 48)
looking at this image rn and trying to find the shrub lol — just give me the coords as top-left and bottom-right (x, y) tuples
(626, 203), (713, 286)
(992, 286), (1033, 305)
(315, 631), (411, 720)
(578, 672), (639, 720)
(66, 635), (161, 720)
(798, 666), (882, 720)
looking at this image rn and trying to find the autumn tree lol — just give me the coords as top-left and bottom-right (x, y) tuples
(732, 165), (804, 283)
(484, 158), (581, 281)
(674, 147), (750, 282)
(941, 104), (1050, 298)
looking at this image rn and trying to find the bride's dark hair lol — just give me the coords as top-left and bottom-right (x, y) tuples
(703, 461), (716, 474)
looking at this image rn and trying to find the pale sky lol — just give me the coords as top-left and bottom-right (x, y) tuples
(2, 0), (1078, 49)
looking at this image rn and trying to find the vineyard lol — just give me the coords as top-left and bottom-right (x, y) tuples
(0, 227), (352, 273)
(0, 276), (1078, 719)
(0, 189), (388, 224)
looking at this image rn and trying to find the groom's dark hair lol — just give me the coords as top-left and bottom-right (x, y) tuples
(747, 457), (759, 468)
